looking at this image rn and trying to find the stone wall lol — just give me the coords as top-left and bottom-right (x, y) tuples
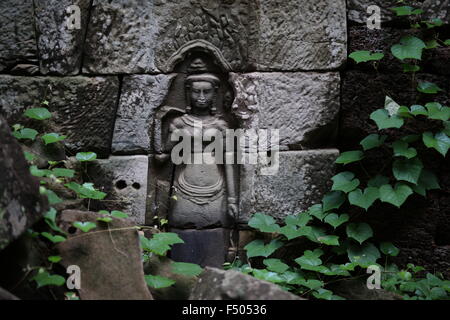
(0, 1), (448, 275)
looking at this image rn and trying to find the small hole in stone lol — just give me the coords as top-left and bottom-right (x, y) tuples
(68, 227), (77, 234)
(116, 180), (127, 190)
(132, 182), (141, 190)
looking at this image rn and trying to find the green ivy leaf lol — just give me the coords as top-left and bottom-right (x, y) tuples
(13, 128), (39, 141)
(284, 213), (312, 227)
(391, 36), (426, 61)
(42, 133), (66, 145)
(425, 40), (440, 49)
(322, 191), (346, 212)
(75, 152), (97, 162)
(417, 81), (443, 94)
(390, 6), (423, 16)
(380, 242), (400, 257)
(331, 172), (360, 193)
(43, 208), (66, 235)
(97, 216), (113, 223)
(317, 235), (340, 246)
(349, 51), (384, 63)
(370, 109), (404, 130)
(24, 107), (52, 120)
(171, 262), (203, 277)
(335, 151), (364, 165)
(32, 269), (65, 288)
(245, 239), (283, 258)
(348, 187), (379, 211)
(110, 211), (129, 219)
(360, 134), (387, 151)
(392, 157), (423, 184)
(313, 288), (345, 300)
(424, 18), (444, 29)
(65, 182), (107, 200)
(263, 259), (289, 273)
(346, 223), (373, 244)
(444, 39), (450, 46)
(144, 275), (175, 289)
(410, 105), (428, 116)
(41, 232), (66, 243)
(402, 63), (420, 73)
(324, 213), (349, 229)
(379, 183), (414, 208)
(308, 204), (327, 221)
(368, 175), (390, 188)
(412, 169), (440, 196)
(248, 213), (280, 233)
(51, 168), (75, 178)
(347, 242), (381, 268)
(73, 221), (97, 233)
(48, 256), (62, 263)
(40, 188), (63, 205)
(252, 269), (285, 283)
(144, 233), (184, 256)
(423, 132), (450, 157)
(425, 102), (450, 121)
(279, 225), (301, 240)
(295, 249), (324, 270)
(31, 165), (52, 177)
(392, 140), (417, 159)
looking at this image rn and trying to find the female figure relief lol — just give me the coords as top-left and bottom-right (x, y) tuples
(156, 64), (238, 233)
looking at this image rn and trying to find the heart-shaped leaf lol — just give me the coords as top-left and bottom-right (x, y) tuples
(41, 232), (66, 243)
(402, 63), (420, 73)
(73, 221), (97, 233)
(390, 6), (423, 16)
(24, 107), (52, 120)
(348, 187), (379, 211)
(317, 235), (340, 246)
(392, 157), (423, 184)
(322, 192), (346, 212)
(143, 233), (184, 256)
(423, 132), (450, 157)
(295, 249), (324, 269)
(324, 213), (350, 229)
(346, 223), (373, 244)
(144, 275), (175, 289)
(13, 128), (39, 141)
(75, 152), (97, 162)
(410, 105), (428, 116)
(51, 168), (75, 178)
(245, 239), (283, 258)
(248, 213), (280, 233)
(360, 134), (387, 151)
(42, 133), (66, 145)
(32, 269), (65, 288)
(252, 269), (285, 283)
(347, 242), (381, 267)
(425, 102), (450, 121)
(392, 140), (417, 159)
(171, 262), (203, 277)
(368, 175), (390, 188)
(417, 81), (443, 94)
(349, 51), (384, 63)
(379, 183), (413, 208)
(335, 151), (364, 165)
(370, 109), (404, 129)
(263, 259), (289, 273)
(380, 242), (400, 257)
(331, 172), (360, 193)
(412, 169), (440, 196)
(284, 213), (312, 227)
(391, 36), (426, 61)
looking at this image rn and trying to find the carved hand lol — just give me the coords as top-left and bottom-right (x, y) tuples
(228, 203), (238, 220)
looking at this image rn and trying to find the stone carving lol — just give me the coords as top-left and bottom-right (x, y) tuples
(0, 75), (120, 157)
(34, 0), (91, 75)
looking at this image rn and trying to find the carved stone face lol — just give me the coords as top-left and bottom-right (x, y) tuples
(190, 81), (215, 111)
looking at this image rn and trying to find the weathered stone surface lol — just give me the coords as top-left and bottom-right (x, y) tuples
(252, 0), (347, 71)
(238, 150), (339, 225)
(190, 267), (303, 300)
(56, 210), (153, 300)
(34, 0), (91, 75)
(170, 228), (231, 268)
(86, 156), (149, 225)
(0, 116), (48, 251)
(230, 72), (340, 150)
(112, 74), (176, 154)
(84, 0), (346, 73)
(0, 75), (120, 157)
(348, 0), (450, 24)
(0, 0), (36, 70)
(83, 0), (158, 74)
